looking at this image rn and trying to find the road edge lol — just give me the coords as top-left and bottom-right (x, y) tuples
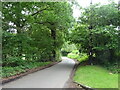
(63, 58), (81, 88)
(64, 58), (95, 90)
(2, 61), (61, 84)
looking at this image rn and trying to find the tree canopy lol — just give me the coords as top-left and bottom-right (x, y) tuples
(69, 2), (120, 64)
(2, 2), (74, 66)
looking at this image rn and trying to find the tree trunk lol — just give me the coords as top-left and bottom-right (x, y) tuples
(51, 29), (56, 61)
(109, 49), (114, 63)
(88, 26), (94, 65)
(88, 47), (93, 64)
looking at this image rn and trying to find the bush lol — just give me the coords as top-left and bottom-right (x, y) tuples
(3, 57), (27, 66)
(2, 66), (26, 78)
(77, 54), (88, 62)
(67, 50), (88, 62)
(61, 51), (70, 56)
(2, 62), (51, 78)
(103, 62), (119, 74)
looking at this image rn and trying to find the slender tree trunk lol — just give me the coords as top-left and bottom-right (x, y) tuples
(88, 46), (93, 64)
(88, 26), (94, 64)
(51, 29), (56, 61)
(88, 0), (94, 65)
(109, 49), (115, 63)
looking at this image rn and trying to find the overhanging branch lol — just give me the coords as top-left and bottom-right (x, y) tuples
(31, 7), (48, 16)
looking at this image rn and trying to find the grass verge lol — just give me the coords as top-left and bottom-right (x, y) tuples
(74, 65), (118, 88)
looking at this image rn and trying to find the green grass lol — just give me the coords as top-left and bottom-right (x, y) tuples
(2, 62), (51, 78)
(74, 65), (118, 88)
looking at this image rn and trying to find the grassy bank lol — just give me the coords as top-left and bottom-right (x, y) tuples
(74, 65), (118, 88)
(2, 62), (51, 78)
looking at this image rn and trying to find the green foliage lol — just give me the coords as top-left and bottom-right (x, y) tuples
(69, 2), (119, 64)
(62, 42), (77, 52)
(61, 42), (77, 56)
(67, 52), (79, 59)
(69, 24), (89, 53)
(103, 62), (119, 74)
(67, 50), (88, 62)
(2, 2), (74, 67)
(80, 2), (119, 26)
(4, 57), (25, 66)
(2, 2), (74, 79)
(74, 65), (118, 88)
(2, 62), (51, 78)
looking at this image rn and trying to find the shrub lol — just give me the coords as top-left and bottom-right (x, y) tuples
(3, 57), (27, 66)
(103, 62), (119, 74)
(2, 62), (51, 78)
(67, 50), (88, 62)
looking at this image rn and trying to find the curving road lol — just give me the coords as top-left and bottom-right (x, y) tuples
(3, 57), (75, 88)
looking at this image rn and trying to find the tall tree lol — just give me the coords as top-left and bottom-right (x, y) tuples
(69, 2), (119, 64)
(2, 2), (74, 66)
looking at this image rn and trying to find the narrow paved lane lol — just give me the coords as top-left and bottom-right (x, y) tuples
(3, 57), (75, 88)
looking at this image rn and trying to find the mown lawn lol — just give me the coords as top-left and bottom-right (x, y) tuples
(74, 65), (118, 88)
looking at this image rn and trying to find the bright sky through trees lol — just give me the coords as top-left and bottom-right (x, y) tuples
(73, 0), (119, 18)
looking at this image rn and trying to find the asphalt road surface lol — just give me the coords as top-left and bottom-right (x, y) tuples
(3, 57), (75, 88)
